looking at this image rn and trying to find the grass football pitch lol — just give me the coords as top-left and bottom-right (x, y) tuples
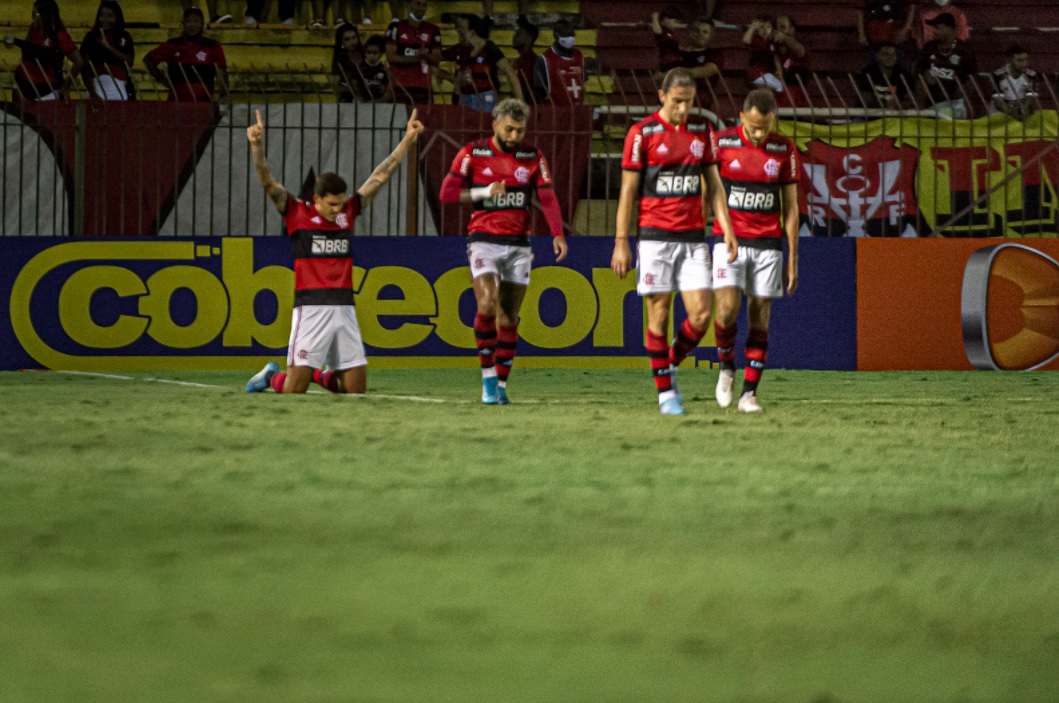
(2, 368), (1058, 703)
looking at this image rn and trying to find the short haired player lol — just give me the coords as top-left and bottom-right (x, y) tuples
(439, 98), (568, 404)
(612, 67), (738, 415)
(709, 88), (800, 412)
(245, 108), (424, 395)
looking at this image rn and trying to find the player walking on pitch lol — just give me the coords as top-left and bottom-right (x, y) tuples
(245, 108), (424, 394)
(612, 67), (738, 415)
(709, 88), (800, 412)
(439, 98), (568, 404)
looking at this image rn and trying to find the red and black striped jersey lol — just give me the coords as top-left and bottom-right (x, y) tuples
(282, 193), (361, 306)
(385, 18), (441, 91)
(447, 138), (554, 245)
(709, 124), (800, 249)
(622, 112), (712, 242)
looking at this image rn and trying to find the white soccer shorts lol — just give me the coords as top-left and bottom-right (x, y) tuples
(636, 240), (712, 295)
(287, 304), (367, 370)
(467, 241), (534, 285)
(712, 243), (784, 298)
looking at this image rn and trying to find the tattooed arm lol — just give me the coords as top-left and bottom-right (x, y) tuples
(357, 109), (425, 207)
(246, 109), (288, 215)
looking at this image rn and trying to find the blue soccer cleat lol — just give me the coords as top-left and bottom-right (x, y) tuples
(497, 386), (511, 405)
(246, 361), (279, 393)
(482, 376), (499, 404)
(659, 396), (686, 415)
(670, 364), (683, 404)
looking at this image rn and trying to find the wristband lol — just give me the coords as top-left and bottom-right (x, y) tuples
(470, 185), (493, 202)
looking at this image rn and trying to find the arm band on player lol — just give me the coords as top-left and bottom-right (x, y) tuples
(538, 187), (565, 238)
(438, 173), (463, 204)
(470, 186), (493, 202)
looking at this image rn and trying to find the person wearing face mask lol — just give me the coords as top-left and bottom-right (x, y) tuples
(914, 12), (976, 118)
(917, 0), (969, 48)
(385, 0), (441, 105)
(533, 19), (586, 106)
(144, 7), (227, 102)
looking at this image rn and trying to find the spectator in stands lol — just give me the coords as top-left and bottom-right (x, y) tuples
(3, 0), (83, 101)
(743, 15), (781, 92)
(385, 0), (441, 105)
(680, 17), (722, 108)
(857, 0), (914, 66)
(914, 12), (976, 118)
(917, 0), (969, 48)
(80, 0), (134, 100)
(179, 0), (231, 25)
(857, 42), (914, 109)
(990, 43), (1040, 121)
(773, 14), (810, 106)
(311, 1), (364, 28)
(534, 18), (586, 106)
(331, 22), (363, 101)
(651, 7), (686, 75)
(245, 0), (296, 24)
(354, 36), (393, 101)
(144, 7), (228, 102)
(440, 14), (520, 111)
(512, 15), (545, 104)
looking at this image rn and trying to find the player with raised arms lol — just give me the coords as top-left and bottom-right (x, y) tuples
(612, 67), (738, 416)
(245, 108), (424, 395)
(439, 98), (569, 405)
(709, 88), (800, 412)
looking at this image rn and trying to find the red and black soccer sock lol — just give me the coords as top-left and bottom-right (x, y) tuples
(495, 323), (519, 388)
(269, 372), (288, 393)
(714, 321), (738, 372)
(669, 318), (707, 367)
(646, 329), (676, 402)
(312, 369), (342, 393)
(474, 313), (498, 378)
(742, 327), (769, 395)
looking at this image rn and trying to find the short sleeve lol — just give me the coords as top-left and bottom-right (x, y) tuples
(57, 30), (76, 56)
(280, 192), (300, 233)
(431, 26), (442, 47)
(621, 124), (645, 171)
(213, 43), (226, 68)
(701, 124), (717, 166)
(346, 193), (362, 220)
(486, 42), (505, 64)
(449, 144), (474, 182)
(146, 42), (172, 64)
(708, 129), (721, 165)
(385, 21), (398, 43)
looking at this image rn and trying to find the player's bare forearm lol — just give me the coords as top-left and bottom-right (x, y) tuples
(250, 144), (287, 210)
(358, 135), (413, 205)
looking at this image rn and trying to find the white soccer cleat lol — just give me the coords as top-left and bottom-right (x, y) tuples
(715, 369), (735, 408)
(737, 391), (763, 413)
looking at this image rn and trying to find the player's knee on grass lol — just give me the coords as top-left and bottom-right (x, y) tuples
(283, 367), (314, 393)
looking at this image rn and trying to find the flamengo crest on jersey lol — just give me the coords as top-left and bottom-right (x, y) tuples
(622, 112), (712, 242)
(449, 137), (553, 241)
(710, 124), (799, 247)
(283, 194), (361, 306)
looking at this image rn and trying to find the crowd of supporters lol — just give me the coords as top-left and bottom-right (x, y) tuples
(0, 0), (1051, 119)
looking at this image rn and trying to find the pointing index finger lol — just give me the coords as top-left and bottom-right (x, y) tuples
(255, 109), (263, 127)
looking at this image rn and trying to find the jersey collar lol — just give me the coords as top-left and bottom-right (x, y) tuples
(654, 110), (688, 133)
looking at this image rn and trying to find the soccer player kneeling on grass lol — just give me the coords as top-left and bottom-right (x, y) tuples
(245, 108), (424, 394)
(439, 98), (569, 405)
(709, 88), (800, 413)
(611, 67), (738, 416)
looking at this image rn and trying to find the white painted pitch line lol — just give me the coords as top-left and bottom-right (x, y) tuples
(52, 370), (450, 403)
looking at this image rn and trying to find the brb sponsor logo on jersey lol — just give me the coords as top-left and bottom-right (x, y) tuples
(311, 236), (350, 255)
(486, 191), (527, 209)
(655, 173), (700, 196)
(728, 185), (776, 211)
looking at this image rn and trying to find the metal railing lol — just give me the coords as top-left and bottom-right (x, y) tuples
(2, 61), (1058, 238)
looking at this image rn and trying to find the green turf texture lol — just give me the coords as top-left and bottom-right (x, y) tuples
(2, 368), (1058, 703)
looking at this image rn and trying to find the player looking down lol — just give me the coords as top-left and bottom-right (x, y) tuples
(439, 98), (569, 405)
(709, 88), (800, 412)
(245, 108), (424, 395)
(612, 67), (737, 416)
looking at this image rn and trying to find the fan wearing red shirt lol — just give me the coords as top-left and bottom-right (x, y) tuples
(143, 7), (227, 102)
(708, 88), (800, 413)
(385, 0), (442, 105)
(611, 68), (738, 416)
(439, 99), (569, 405)
(4, 0), (83, 101)
(244, 108), (424, 395)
